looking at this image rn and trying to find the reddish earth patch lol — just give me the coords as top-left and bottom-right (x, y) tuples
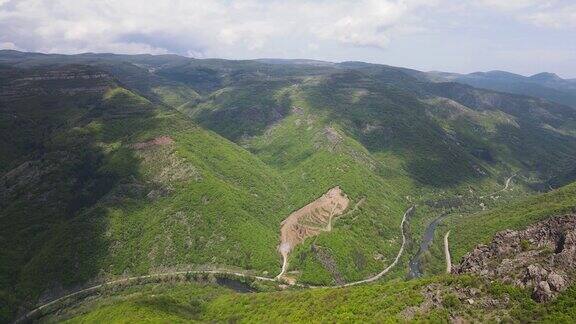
(132, 136), (174, 149)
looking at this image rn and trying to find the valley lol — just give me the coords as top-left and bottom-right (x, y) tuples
(17, 196), (412, 322)
(2, 50), (576, 323)
(409, 212), (447, 278)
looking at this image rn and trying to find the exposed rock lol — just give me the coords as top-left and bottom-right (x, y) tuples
(533, 281), (553, 302)
(453, 214), (576, 302)
(311, 244), (345, 285)
(547, 272), (566, 292)
(17, 72), (109, 81)
(132, 136), (174, 149)
(291, 106), (304, 115)
(525, 264), (548, 285)
(324, 127), (343, 147)
(0, 66), (113, 102)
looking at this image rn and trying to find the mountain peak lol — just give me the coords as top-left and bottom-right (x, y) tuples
(530, 72), (562, 82)
(468, 70), (524, 81)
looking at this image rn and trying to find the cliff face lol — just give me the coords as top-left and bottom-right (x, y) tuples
(453, 214), (576, 302)
(0, 65), (113, 102)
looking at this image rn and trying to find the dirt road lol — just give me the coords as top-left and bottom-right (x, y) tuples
(338, 206), (414, 287)
(480, 174), (516, 198)
(19, 205), (413, 322)
(15, 269), (277, 323)
(444, 231), (452, 273)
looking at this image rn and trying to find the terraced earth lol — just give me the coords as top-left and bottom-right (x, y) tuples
(277, 186), (349, 281)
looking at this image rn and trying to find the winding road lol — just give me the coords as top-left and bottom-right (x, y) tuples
(480, 174), (516, 198)
(339, 206), (413, 287)
(17, 205), (414, 322)
(20, 169), (514, 322)
(16, 270), (276, 323)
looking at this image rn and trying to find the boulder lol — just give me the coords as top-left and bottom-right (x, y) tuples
(533, 281), (553, 302)
(525, 264), (548, 284)
(547, 272), (566, 292)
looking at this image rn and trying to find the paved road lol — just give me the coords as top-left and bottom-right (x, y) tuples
(16, 270), (276, 323)
(17, 206), (414, 322)
(338, 206), (413, 287)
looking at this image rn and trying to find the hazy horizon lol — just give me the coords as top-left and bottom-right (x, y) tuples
(1, 0), (575, 78)
(3, 48), (574, 80)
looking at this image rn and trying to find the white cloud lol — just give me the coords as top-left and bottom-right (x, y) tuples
(523, 4), (576, 29)
(475, 0), (544, 11)
(310, 0), (418, 48)
(0, 0), (439, 57)
(471, 0), (576, 30)
(1, 0), (573, 77)
(0, 41), (22, 50)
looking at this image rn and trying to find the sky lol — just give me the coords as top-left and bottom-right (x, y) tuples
(1, 0), (575, 77)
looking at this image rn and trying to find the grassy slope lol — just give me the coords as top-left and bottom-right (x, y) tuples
(44, 180), (576, 323)
(3, 53), (576, 321)
(176, 66), (576, 284)
(447, 181), (576, 262)
(62, 280), (429, 323)
(0, 61), (414, 320)
(49, 275), (571, 323)
(0, 86), (295, 321)
(178, 78), (413, 284)
(244, 86), (411, 284)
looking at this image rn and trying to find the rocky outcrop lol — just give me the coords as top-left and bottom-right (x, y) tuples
(453, 214), (576, 302)
(311, 244), (345, 285)
(0, 66), (113, 102)
(132, 136), (174, 149)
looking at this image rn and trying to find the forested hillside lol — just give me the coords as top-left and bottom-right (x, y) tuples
(2, 50), (576, 322)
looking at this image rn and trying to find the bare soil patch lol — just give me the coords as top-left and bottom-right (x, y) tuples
(132, 135), (174, 149)
(277, 186), (349, 278)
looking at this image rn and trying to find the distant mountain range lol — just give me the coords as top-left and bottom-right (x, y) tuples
(427, 70), (576, 108)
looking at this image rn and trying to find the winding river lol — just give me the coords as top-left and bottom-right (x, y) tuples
(408, 213), (447, 279)
(408, 175), (515, 278)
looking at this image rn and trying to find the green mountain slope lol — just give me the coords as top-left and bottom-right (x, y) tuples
(0, 69), (292, 321)
(35, 180), (576, 323)
(2, 51), (576, 322)
(448, 181), (576, 263)
(428, 70), (576, 108)
(0, 55), (409, 321)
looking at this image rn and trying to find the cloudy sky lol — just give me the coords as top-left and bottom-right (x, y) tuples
(1, 0), (575, 77)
